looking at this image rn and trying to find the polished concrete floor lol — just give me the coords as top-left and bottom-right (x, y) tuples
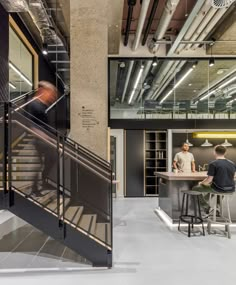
(0, 198), (236, 284)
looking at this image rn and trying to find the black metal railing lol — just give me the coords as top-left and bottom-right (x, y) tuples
(0, 101), (112, 249)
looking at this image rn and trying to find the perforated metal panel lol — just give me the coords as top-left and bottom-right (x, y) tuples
(211, 0), (236, 8)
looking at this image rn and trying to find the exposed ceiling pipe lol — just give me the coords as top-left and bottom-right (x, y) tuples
(175, 0), (213, 54)
(194, 68), (236, 101)
(132, 61), (153, 102)
(142, 0), (159, 46)
(184, 8), (218, 50)
(152, 60), (182, 99)
(146, 0), (205, 100)
(167, 0), (205, 55)
(121, 60), (134, 103)
(132, 0), (151, 50)
(191, 6), (231, 50)
(124, 0), (136, 46)
(148, 0), (180, 53)
(154, 61), (186, 100)
(145, 61), (174, 99)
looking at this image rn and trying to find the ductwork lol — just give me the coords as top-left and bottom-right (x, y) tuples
(0, 0), (63, 45)
(28, 0), (62, 44)
(149, 0), (180, 53)
(132, 0), (151, 51)
(0, 0), (29, 12)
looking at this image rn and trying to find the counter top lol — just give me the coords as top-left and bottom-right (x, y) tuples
(154, 171), (208, 181)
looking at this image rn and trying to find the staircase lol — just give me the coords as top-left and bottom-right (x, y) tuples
(0, 102), (113, 267)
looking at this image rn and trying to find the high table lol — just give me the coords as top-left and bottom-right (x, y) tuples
(154, 172), (236, 223)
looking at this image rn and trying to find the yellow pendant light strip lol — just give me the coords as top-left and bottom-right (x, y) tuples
(193, 132), (236, 139)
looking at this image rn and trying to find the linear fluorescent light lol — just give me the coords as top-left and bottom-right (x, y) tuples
(160, 68), (193, 104)
(193, 132), (236, 139)
(200, 76), (236, 101)
(9, 82), (16, 90)
(128, 66), (144, 104)
(9, 62), (32, 87)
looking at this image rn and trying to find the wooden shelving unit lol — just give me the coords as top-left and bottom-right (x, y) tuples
(144, 131), (167, 196)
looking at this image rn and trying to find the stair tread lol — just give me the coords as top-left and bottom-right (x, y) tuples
(46, 197), (70, 212)
(65, 206), (82, 221)
(95, 223), (111, 245)
(78, 214), (97, 232)
(35, 191), (57, 205)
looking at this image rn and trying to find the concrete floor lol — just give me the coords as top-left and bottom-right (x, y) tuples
(0, 198), (236, 284)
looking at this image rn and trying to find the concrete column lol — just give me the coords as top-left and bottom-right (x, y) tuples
(70, 0), (109, 160)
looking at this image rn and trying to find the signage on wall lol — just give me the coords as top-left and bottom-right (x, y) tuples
(79, 106), (99, 130)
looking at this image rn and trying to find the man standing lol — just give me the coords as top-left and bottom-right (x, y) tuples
(27, 81), (58, 196)
(173, 143), (196, 173)
(193, 145), (236, 210)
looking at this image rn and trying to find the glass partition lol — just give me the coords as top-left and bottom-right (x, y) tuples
(109, 58), (236, 120)
(9, 27), (33, 100)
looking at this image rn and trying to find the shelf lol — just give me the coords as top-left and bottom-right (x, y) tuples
(145, 129), (167, 196)
(146, 149), (167, 151)
(146, 131), (166, 134)
(145, 158), (167, 160)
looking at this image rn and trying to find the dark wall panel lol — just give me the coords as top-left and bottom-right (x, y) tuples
(126, 130), (144, 197)
(0, 3), (9, 102)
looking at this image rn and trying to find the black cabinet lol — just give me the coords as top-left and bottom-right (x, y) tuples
(125, 130), (144, 197)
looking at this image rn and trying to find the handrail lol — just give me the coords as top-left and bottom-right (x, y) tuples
(13, 120), (111, 182)
(45, 94), (66, 113)
(11, 89), (37, 104)
(66, 137), (111, 168)
(11, 102), (111, 169)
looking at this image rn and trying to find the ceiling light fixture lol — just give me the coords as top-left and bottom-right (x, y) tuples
(9, 82), (16, 90)
(209, 57), (215, 67)
(200, 76), (236, 101)
(160, 68), (193, 104)
(221, 139), (232, 147)
(152, 57), (158, 67)
(185, 131), (193, 146)
(193, 132), (236, 139)
(42, 43), (48, 55)
(9, 62), (32, 87)
(128, 66), (144, 104)
(201, 139), (213, 147)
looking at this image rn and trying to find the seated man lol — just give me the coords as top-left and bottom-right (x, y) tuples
(193, 145), (236, 212)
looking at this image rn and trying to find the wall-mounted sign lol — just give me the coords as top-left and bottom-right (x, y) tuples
(79, 106), (99, 130)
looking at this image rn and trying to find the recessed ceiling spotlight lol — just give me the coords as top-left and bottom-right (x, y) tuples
(188, 83), (192, 86)
(193, 90), (197, 93)
(42, 43), (48, 55)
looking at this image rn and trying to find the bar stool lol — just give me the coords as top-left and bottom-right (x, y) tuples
(178, 190), (205, 237)
(207, 192), (234, 239)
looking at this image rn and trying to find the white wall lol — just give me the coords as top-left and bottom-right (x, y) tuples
(110, 129), (124, 197)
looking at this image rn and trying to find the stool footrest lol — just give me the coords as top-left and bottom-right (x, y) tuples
(179, 215), (203, 225)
